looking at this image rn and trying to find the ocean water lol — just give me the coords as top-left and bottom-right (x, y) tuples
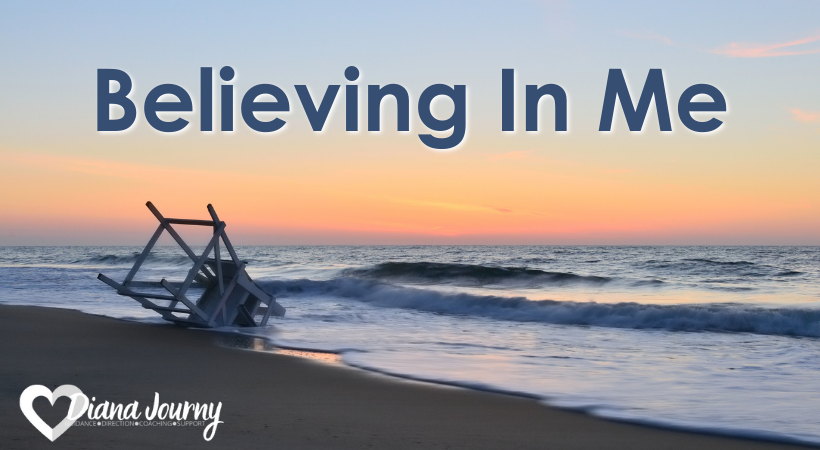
(2, 245), (820, 445)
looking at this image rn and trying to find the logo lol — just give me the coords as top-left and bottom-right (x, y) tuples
(20, 385), (223, 442)
(19, 385), (89, 442)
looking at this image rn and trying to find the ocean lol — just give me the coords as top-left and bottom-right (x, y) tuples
(1, 245), (819, 445)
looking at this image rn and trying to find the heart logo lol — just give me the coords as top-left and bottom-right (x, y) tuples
(19, 385), (89, 442)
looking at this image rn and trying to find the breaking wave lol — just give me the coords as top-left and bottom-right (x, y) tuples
(260, 278), (820, 338)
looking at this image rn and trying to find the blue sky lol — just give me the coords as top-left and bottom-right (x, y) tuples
(2, 0), (817, 140)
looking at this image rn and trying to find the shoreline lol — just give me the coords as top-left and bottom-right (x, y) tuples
(0, 304), (812, 449)
(230, 332), (820, 448)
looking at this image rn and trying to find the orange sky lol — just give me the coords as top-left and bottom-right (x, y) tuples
(2, 120), (819, 245)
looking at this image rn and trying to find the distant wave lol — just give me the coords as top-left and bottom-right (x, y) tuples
(776, 270), (803, 277)
(642, 258), (803, 279)
(73, 253), (193, 267)
(345, 262), (610, 287)
(260, 278), (820, 338)
(684, 258), (756, 266)
(80, 254), (141, 265)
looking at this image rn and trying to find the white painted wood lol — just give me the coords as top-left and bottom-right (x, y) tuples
(123, 224), (164, 285)
(207, 262), (245, 326)
(165, 218), (215, 226)
(145, 201), (199, 262)
(214, 235), (224, 295)
(177, 222), (225, 295)
(160, 279), (208, 322)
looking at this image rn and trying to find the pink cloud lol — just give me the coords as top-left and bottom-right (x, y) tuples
(790, 109), (820, 123)
(488, 150), (531, 161)
(712, 34), (820, 58)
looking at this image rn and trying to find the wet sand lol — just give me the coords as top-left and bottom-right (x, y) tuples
(0, 305), (810, 449)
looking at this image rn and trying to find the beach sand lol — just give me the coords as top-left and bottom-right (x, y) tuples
(0, 305), (809, 449)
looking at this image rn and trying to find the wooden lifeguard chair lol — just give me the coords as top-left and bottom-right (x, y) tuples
(98, 202), (285, 327)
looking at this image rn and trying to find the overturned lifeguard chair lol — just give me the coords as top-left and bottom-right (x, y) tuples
(98, 202), (285, 327)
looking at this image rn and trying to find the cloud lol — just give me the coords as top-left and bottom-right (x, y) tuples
(389, 198), (514, 215)
(712, 34), (820, 58)
(622, 30), (673, 45)
(488, 150), (531, 161)
(790, 109), (820, 123)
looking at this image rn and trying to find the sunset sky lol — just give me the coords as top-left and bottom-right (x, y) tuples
(1, 0), (819, 245)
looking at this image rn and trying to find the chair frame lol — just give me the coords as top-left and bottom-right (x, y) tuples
(98, 202), (285, 327)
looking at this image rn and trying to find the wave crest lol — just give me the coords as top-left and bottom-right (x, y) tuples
(259, 278), (820, 338)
